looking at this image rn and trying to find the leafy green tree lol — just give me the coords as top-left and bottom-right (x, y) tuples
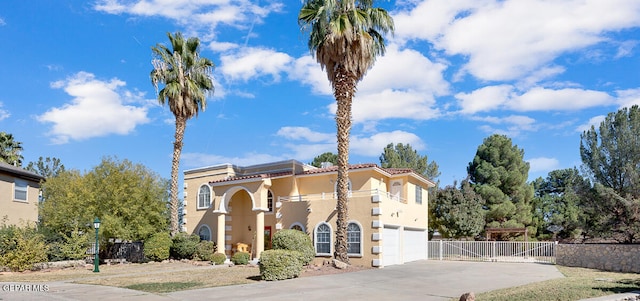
(310, 152), (338, 168)
(580, 105), (640, 242)
(0, 132), (23, 166)
(432, 180), (485, 238)
(39, 157), (170, 247)
(151, 32), (215, 235)
(531, 168), (589, 240)
(467, 134), (534, 237)
(299, 0), (394, 263)
(379, 143), (440, 181)
(25, 156), (65, 178)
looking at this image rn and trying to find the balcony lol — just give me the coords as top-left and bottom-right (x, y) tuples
(277, 189), (406, 203)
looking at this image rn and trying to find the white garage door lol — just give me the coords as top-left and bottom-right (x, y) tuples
(383, 226), (400, 266)
(403, 228), (427, 263)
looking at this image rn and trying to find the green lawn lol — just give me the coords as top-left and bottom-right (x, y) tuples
(476, 266), (640, 301)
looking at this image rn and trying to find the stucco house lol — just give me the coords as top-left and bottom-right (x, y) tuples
(0, 162), (44, 226)
(183, 160), (434, 268)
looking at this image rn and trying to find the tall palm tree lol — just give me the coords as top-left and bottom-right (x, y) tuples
(299, 0), (394, 263)
(0, 132), (24, 166)
(151, 32), (215, 235)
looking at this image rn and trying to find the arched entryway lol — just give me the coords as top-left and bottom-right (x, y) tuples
(215, 186), (265, 260)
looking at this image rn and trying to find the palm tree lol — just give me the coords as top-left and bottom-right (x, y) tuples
(151, 32), (215, 235)
(299, 0), (394, 263)
(0, 132), (24, 166)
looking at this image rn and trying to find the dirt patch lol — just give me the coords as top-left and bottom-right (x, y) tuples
(299, 262), (371, 277)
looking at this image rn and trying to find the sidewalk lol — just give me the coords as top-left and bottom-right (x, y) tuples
(1, 260), (564, 301)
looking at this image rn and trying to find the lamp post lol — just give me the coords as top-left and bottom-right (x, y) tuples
(93, 217), (100, 273)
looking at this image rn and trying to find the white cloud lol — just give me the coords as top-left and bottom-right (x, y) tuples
(474, 114), (537, 137)
(616, 88), (640, 109)
(37, 72), (150, 144)
(576, 115), (606, 133)
(457, 86), (615, 113)
(276, 127), (334, 143)
(351, 130), (426, 157)
(94, 0), (283, 38)
(0, 102), (9, 121)
(289, 55), (332, 95)
(509, 88), (613, 111)
(394, 0), (640, 81)
(208, 41), (238, 52)
(181, 152), (286, 169)
(0, 17), (6, 26)
(527, 157), (560, 173)
(219, 47), (293, 82)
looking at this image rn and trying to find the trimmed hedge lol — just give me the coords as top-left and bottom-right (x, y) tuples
(194, 241), (217, 262)
(144, 232), (172, 262)
(231, 251), (250, 265)
(211, 252), (227, 265)
(170, 232), (200, 260)
(259, 249), (303, 281)
(271, 229), (315, 265)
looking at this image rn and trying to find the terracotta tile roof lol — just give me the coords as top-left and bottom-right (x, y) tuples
(209, 171), (292, 184)
(303, 163), (378, 174)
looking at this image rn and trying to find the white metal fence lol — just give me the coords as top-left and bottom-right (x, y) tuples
(428, 240), (557, 264)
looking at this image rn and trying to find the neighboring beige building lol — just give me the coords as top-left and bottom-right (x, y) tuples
(0, 162), (44, 226)
(183, 160), (434, 268)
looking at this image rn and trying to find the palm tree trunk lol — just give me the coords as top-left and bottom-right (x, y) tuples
(333, 66), (357, 264)
(170, 115), (187, 236)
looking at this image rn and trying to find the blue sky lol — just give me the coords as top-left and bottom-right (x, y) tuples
(1, 0), (639, 187)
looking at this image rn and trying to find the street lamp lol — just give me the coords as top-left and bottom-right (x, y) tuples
(93, 217), (100, 273)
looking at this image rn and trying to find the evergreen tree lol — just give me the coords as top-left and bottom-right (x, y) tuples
(379, 143), (440, 181)
(432, 180), (485, 238)
(310, 152), (338, 168)
(467, 134), (534, 237)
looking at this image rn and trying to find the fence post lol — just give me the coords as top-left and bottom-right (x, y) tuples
(439, 240), (443, 261)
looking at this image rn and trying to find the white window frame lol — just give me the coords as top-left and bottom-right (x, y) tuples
(415, 184), (423, 204)
(267, 190), (274, 213)
(314, 222), (332, 256)
(14, 178), (28, 202)
(197, 224), (212, 241)
(347, 221), (363, 257)
(197, 184), (212, 209)
(290, 222), (306, 233)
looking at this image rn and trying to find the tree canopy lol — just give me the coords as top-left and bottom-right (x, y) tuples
(432, 180), (485, 239)
(39, 157), (169, 243)
(468, 134), (534, 235)
(0, 132), (23, 166)
(25, 156), (66, 178)
(379, 143), (440, 181)
(310, 152), (338, 168)
(580, 105), (640, 242)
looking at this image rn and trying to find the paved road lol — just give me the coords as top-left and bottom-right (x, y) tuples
(0, 261), (564, 301)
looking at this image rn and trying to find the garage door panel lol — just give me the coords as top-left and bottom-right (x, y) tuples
(403, 229), (427, 263)
(383, 227), (400, 266)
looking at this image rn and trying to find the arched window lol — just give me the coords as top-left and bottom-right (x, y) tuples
(290, 222), (305, 233)
(197, 225), (211, 241)
(198, 185), (211, 209)
(314, 222), (332, 256)
(267, 190), (274, 212)
(347, 222), (362, 256)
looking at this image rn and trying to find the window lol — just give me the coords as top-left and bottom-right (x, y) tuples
(333, 179), (352, 198)
(267, 190), (274, 212)
(347, 222), (362, 255)
(14, 179), (27, 202)
(198, 225), (211, 241)
(198, 185), (211, 209)
(290, 222), (305, 232)
(415, 185), (423, 204)
(314, 223), (332, 255)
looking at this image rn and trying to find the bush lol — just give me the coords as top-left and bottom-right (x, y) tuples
(231, 251), (250, 265)
(0, 225), (48, 272)
(211, 252), (227, 265)
(259, 249), (303, 281)
(170, 232), (200, 260)
(144, 232), (172, 262)
(271, 229), (315, 265)
(194, 241), (217, 262)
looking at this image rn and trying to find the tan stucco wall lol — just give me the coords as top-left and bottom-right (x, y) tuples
(183, 162), (431, 267)
(0, 173), (40, 226)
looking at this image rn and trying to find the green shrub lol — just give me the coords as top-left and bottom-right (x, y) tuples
(259, 249), (303, 281)
(59, 231), (92, 260)
(194, 241), (217, 261)
(211, 252), (227, 265)
(231, 251), (250, 265)
(170, 232), (200, 260)
(271, 229), (315, 265)
(144, 232), (172, 262)
(0, 225), (48, 272)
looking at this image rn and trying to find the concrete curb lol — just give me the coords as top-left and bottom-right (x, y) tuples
(579, 291), (640, 301)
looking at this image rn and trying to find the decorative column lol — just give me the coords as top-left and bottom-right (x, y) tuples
(216, 212), (226, 257)
(255, 210), (265, 260)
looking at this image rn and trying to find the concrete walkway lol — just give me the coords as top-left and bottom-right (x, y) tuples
(0, 261), (563, 301)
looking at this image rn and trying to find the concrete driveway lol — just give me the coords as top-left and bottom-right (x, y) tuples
(0, 261), (564, 301)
